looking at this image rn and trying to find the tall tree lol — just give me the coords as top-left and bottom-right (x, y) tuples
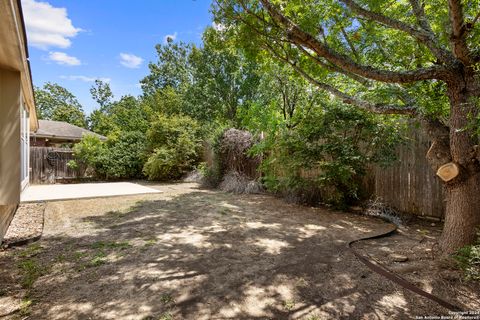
(90, 79), (113, 110)
(140, 29), (261, 124)
(88, 80), (115, 135)
(34, 82), (87, 128)
(140, 41), (193, 96)
(214, 0), (480, 252)
(185, 27), (261, 123)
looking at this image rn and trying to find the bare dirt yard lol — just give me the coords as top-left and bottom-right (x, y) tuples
(1, 183), (479, 319)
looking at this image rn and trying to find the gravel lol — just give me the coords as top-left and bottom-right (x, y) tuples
(2, 203), (45, 247)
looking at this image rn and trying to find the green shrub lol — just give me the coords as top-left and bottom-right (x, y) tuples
(143, 114), (202, 180)
(96, 131), (147, 179)
(254, 103), (404, 208)
(73, 131), (146, 179)
(454, 231), (480, 281)
(71, 134), (104, 176)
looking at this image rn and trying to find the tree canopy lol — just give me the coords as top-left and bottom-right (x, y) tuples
(34, 82), (87, 128)
(212, 0), (480, 253)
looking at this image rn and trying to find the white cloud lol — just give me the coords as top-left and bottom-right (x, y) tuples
(22, 0), (82, 50)
(60, 75), (111, 83)
(48, 51), (81, 66)
(119, 53), (143, 69)
(163, 32), (178, 43)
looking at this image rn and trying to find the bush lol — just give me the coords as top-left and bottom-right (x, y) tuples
(143, 114), (202, 180)
(71, 134), (104, 177)
(72, 131), (146, 179)
(95, 131), (147, 179)
(203, 128), (262, 191)
(253, 103), (404, 208)
(454, 231), (480, 281)
(216, 128), (261, 178)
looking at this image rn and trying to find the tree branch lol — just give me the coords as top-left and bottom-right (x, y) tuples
(296, 45), (371, 87)
(341, 26), (361, 61)
(448, 0), (471, 64)
(259, 0), (450, 83)
(408, 0), (434, 34)
(472, 12), (480, 27)
(264, 42), (417, 115)
(340, 0), (454, 64)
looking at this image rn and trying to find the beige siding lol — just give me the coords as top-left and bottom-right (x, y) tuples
(0, 205), (17, 243)
(0, 68), (21, 241)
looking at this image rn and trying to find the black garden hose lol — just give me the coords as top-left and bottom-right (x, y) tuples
(348, 223), (463, 312)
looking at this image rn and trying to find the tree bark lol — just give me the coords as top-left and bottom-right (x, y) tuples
(440, 70), (480, 253)
(442, 173), (480, 252)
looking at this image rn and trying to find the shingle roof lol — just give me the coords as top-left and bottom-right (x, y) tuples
(32, 120), (106, 141)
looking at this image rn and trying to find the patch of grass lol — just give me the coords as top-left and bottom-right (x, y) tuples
(158, 313), (174, 320)
(160, 293), (174, 304)
(17, 259), (46, 289)
(454, 232), (480, 281)
(306, 315), (321, 320)
(90, 241), (132, 250)
(144, 238), (157, 247)
(19, 298), (33, 317)
(18, 243), (43, 258)
(283, 299), (296, 311)
(88, 252), (107, 267)
(74, 251), (88, 261)
(55, 254), (67, 263)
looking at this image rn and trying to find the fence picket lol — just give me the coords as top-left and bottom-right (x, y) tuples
(29, 147), (86, 184)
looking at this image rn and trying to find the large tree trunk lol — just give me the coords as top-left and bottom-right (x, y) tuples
(442, 174), (480, 252)
(439, 70), (480, 254)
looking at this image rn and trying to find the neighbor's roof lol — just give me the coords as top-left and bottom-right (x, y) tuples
(32, 120), (106, 141)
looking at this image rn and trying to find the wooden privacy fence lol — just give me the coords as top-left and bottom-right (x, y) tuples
(264, 125), (445, 219)
(370, 127), (445, 220)
(29, 147), (87, 184)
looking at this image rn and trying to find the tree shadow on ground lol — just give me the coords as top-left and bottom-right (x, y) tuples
(1, 188), (452, 319)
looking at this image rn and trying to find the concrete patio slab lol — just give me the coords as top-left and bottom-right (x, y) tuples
(21, 182), (161, 202)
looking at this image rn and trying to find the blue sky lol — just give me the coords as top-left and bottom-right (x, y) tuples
(22, 0), (214, 114)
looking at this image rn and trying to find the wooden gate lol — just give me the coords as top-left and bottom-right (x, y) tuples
(29, 147), (86, 184)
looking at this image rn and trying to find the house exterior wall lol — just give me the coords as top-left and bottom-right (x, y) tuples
(0, 205), (17, 243)
(0, 69), (22, 243)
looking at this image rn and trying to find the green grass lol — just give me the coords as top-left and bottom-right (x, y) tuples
(74, 251), (88, 261)
(17, 258), (46, 289)
(158, 313), (173, 320)
(283, 299), (296, 311)
(454, 234), (480, 281)
(19, 298), (33, 317)
(88, 251), (107, 267)
(17, 243), (44, 258)
(90, 241), (132, 250)
(55, 253), (67, 263)
(160, 293), (174, 304)
(144, 238), (157, 247)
